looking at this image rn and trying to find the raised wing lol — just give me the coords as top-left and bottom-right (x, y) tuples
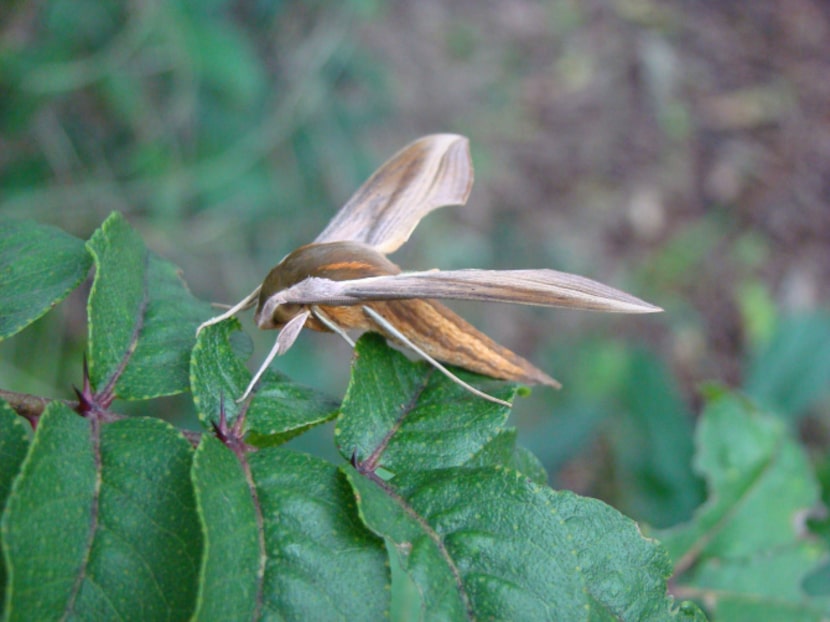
(272, 269), (663, 314)
(313, 134), (473, 254)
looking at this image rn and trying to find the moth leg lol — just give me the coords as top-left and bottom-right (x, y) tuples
(361, 305), (512, 408)
(196, 285), (262, 335)
(237, 309), (310, 402)
(311, 306), (356, 348)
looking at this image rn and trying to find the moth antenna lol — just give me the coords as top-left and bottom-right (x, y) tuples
(361, 305), (512, 408)
(311, 306), (356, 347)
(196, 285), (262, 336)
(237, 309), (310, 402)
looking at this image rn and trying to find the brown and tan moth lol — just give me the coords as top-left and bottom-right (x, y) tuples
(198, 134), (661, 406)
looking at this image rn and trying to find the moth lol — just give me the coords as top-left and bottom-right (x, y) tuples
(198, 134), (661, 406)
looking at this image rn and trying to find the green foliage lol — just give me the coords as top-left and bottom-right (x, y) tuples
(190, 435), (262, 621)
(336, 333), (517, 472)
(658, 390), (830, 620)
(338, 336), (682, 618)
(2, 206), (829, 620)
(0, 213), (725, 620)
(524, 344), (704, 529)
(0, 403), (29, 605)
(0, 219), (92, 340)
(0, 0), (388, 233)
(347, 467), (676, 620)
(86, 213), (215, 400)
(4, 212), (830, 621)
(744, 312), (830, 420)
(190, 320), (339, 447)
(192, 437), (388, 620)
(2, 402), (202, 621)
(612, 350), (703, 527)
(469, 427), (549, 485)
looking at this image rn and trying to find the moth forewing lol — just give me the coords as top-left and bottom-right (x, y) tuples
(269, 269), (662, 314)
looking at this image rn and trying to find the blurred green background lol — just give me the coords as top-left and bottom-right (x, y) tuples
(2, 0), (829, 529)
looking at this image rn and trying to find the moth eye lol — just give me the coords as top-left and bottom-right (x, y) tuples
(273, 303), (302, 325)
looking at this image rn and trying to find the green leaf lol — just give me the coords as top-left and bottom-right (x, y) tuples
(467, 427), (548, 485)
(190, 436), (263, 621)
(190, 319), (249, 429)
(86, 212), (214, 400)
(192, 440), (388, 619)
(336, 333), (516, 473)
(744, 312), (830, 419)
(1, 402), (96, 622)
(0, 219), (91, 340)
(245, 376), (340, 447)
(346, 468), (465, 619)
(115, 254), (215, 399)
(190, 321), (338, 445)
(86, 212), (147, 393)
(0, 399), (30, 610)
(2, 402), (202, 621)
(658, 392), (830, 620)
(612, 350), (703, 527)
(0, 400), (29, 512)
(345, 465), (680, 621)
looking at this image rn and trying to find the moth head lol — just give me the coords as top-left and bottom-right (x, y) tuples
(254, 261), (304, 330)
(254, 241), (401, 330)
(255, 300), (303, 330)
